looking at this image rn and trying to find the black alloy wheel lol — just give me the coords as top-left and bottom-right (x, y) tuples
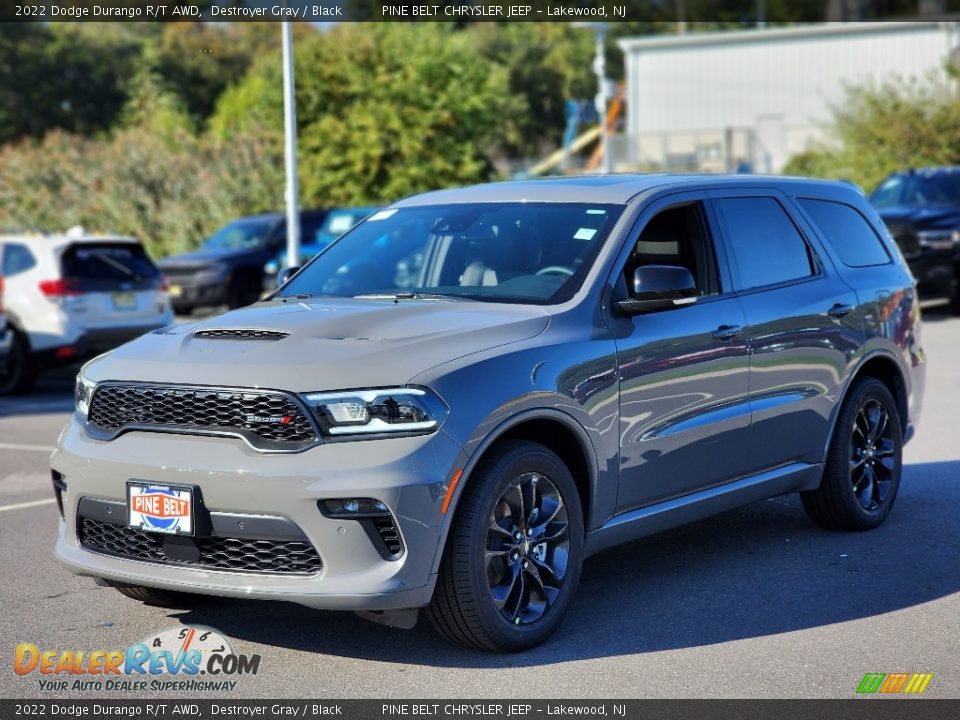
(802, 377), (903, 531)
(427, 440), (584, 652)
(485, 472), (570, 626)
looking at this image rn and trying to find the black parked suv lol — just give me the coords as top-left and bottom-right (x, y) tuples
(159, 211), (327, 314)
(871, 167), (960, 313)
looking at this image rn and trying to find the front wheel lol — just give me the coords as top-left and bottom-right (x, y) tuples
(801, 377), (903, 531)
(426, 440), (584, 652)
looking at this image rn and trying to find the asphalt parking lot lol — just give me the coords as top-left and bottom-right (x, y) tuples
(1, 308), (958, 699)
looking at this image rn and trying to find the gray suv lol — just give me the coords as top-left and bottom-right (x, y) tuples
(52, 175), (925, 652)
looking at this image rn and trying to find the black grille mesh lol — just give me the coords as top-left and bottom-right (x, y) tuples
(87, 384), (317, 445)
(194, 329), (288, 341)
(79, 518), (323, 575)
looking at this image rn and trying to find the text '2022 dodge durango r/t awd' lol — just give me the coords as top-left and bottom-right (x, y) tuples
(52, 175), (925, 652)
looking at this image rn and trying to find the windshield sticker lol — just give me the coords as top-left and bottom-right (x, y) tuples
(367, 209), (398, 222)
(573, 227), (598, 241)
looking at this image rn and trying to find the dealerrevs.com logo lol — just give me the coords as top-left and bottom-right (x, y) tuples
(856, 672), (933, 695)
(14, 625), (261, 693)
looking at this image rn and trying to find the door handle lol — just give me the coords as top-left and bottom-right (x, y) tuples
(712, 324), (743, 341)
(827, 303), (854, 319)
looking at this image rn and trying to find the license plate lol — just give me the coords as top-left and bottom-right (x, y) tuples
(127, 482), (194, 536)
(168, 284), (182, 298)
(112, 292), (137, 310)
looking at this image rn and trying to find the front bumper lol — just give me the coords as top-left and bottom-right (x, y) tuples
(33, 324), (169, 367)
(52, 420), (466, 610)
(164, 275), (230, 308)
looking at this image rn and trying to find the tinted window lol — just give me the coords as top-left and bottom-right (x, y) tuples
(61, 243), (160, 281)
(279, 203), (623, 305)
(871, 172), (960, 209)
(2, 243), (36, 276)
(799, 199), (890, 268)
(715, 197), (813, 290)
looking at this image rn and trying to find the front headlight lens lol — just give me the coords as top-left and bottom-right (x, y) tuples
(301, 387), (447, 438)
(75, 373), (96, 420)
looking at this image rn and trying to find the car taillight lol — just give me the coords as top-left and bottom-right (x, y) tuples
(0, 275), (5, 312)
(39, 279), (83, 297)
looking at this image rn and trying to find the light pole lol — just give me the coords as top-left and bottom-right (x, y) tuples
(282, 21), (301, 269)
(574, 22), (611, 175)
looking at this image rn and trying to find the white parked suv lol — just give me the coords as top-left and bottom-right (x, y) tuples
(0, 230), (173, 394)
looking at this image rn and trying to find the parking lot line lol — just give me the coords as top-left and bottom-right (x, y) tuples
(0, 498), (56, 513)
(0, 442), (56, 453)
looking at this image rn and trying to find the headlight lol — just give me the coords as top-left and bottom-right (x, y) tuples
(301, 387), (447, 438)
(75, 373), (96, 420)
(916, 229), (960, 250)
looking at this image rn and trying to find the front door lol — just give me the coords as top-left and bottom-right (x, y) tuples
(612, 196), (752, 513)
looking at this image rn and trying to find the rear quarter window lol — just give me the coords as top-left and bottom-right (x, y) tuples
(1, 243), (37, 276)
(798, 199), (891, 268)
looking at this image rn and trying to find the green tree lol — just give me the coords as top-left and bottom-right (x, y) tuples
(210, 23), (511, 206)
(783, 71), (960, 191)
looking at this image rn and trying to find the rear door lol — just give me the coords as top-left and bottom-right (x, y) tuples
(59, 241), (167, 328)
(613, 193), (753, 512)
(709, 189), (861, 474)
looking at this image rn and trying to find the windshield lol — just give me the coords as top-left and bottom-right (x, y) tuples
(204, 219), (277, 250)
(277, 202), (623, 305)
(871, 173), (960, 209)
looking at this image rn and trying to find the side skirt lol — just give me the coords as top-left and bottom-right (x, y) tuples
(584, 462), (823, 557)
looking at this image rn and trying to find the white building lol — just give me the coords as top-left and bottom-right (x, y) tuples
(617, 22), (960, 174)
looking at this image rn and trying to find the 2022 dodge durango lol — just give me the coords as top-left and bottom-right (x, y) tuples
(52, 175), (925, 652)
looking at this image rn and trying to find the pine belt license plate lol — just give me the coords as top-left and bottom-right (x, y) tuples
(112, 292), (136, 310)
(127, 482), (194, 536)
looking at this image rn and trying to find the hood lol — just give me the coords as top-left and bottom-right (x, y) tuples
(84, 298), (550, 392)
(878, 205), (960, 230)
(158, 245), (262, 268)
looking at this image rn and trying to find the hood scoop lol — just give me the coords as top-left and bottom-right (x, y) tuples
(193, 329), (289, 341)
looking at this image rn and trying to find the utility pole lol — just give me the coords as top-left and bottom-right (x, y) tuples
(282, 21), (301, 269)
(593, 25), (611, 174)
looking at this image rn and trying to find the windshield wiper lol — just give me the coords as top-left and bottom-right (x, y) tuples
(354, 292), (470, 301)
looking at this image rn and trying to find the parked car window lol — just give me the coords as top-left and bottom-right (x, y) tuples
(715, 197), (814, 290)
(61, 243), (160, 281)
(279, 203), (623, 304)
(1, 243), (36, 276)
(624, 203), (720, 296)
(871, 172), (960, 209)
(204, 218), (276, 250)
(799, 199), (891, 268)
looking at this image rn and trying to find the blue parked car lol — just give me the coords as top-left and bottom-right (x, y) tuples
(263, 207), (376, 290)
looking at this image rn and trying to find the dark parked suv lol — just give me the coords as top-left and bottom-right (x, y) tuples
(159, 211), (327, 314)
(871, 167), (960, 312)
(55, 175), (924, 652)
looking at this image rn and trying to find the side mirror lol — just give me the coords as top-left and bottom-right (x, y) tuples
(615, 265), (698, 316)
(277, 266), (301, 287)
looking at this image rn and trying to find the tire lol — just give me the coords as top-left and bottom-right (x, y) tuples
(950, 269), (960, 316)
(172, 304), (194, 317)
(114, 585), (200, 608)
(801, 377), (903, 531)
(0, 331), (37, 396)
(426, 440), (584, 652)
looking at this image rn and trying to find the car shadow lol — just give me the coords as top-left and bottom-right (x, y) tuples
(169, 459), (960, 667)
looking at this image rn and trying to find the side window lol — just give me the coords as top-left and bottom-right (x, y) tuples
(1, 243), (37, 276)
(798, 199), (891, 268)
(624, 203), (720, 297)
(714, 197), (814, 290)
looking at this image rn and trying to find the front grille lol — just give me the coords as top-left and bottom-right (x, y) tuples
(78, 518), (323, 575)
(373, 516), (404, 557)
(87, 383), (318, 449)
(884, 222), (920, 258)
(194, 329), (288, 341)
(160, 265), (205, 279)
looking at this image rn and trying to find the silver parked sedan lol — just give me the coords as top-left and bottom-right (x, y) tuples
(53, 175), (925, 651)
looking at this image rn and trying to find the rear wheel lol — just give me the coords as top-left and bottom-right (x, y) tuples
(0, 331), (37, 396)
(801, 377), (902, 530)
(114, 585), (200, 608)
(427, 440), (584, 652)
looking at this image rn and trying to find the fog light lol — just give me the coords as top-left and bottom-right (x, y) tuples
(320, 498), (389, 517)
